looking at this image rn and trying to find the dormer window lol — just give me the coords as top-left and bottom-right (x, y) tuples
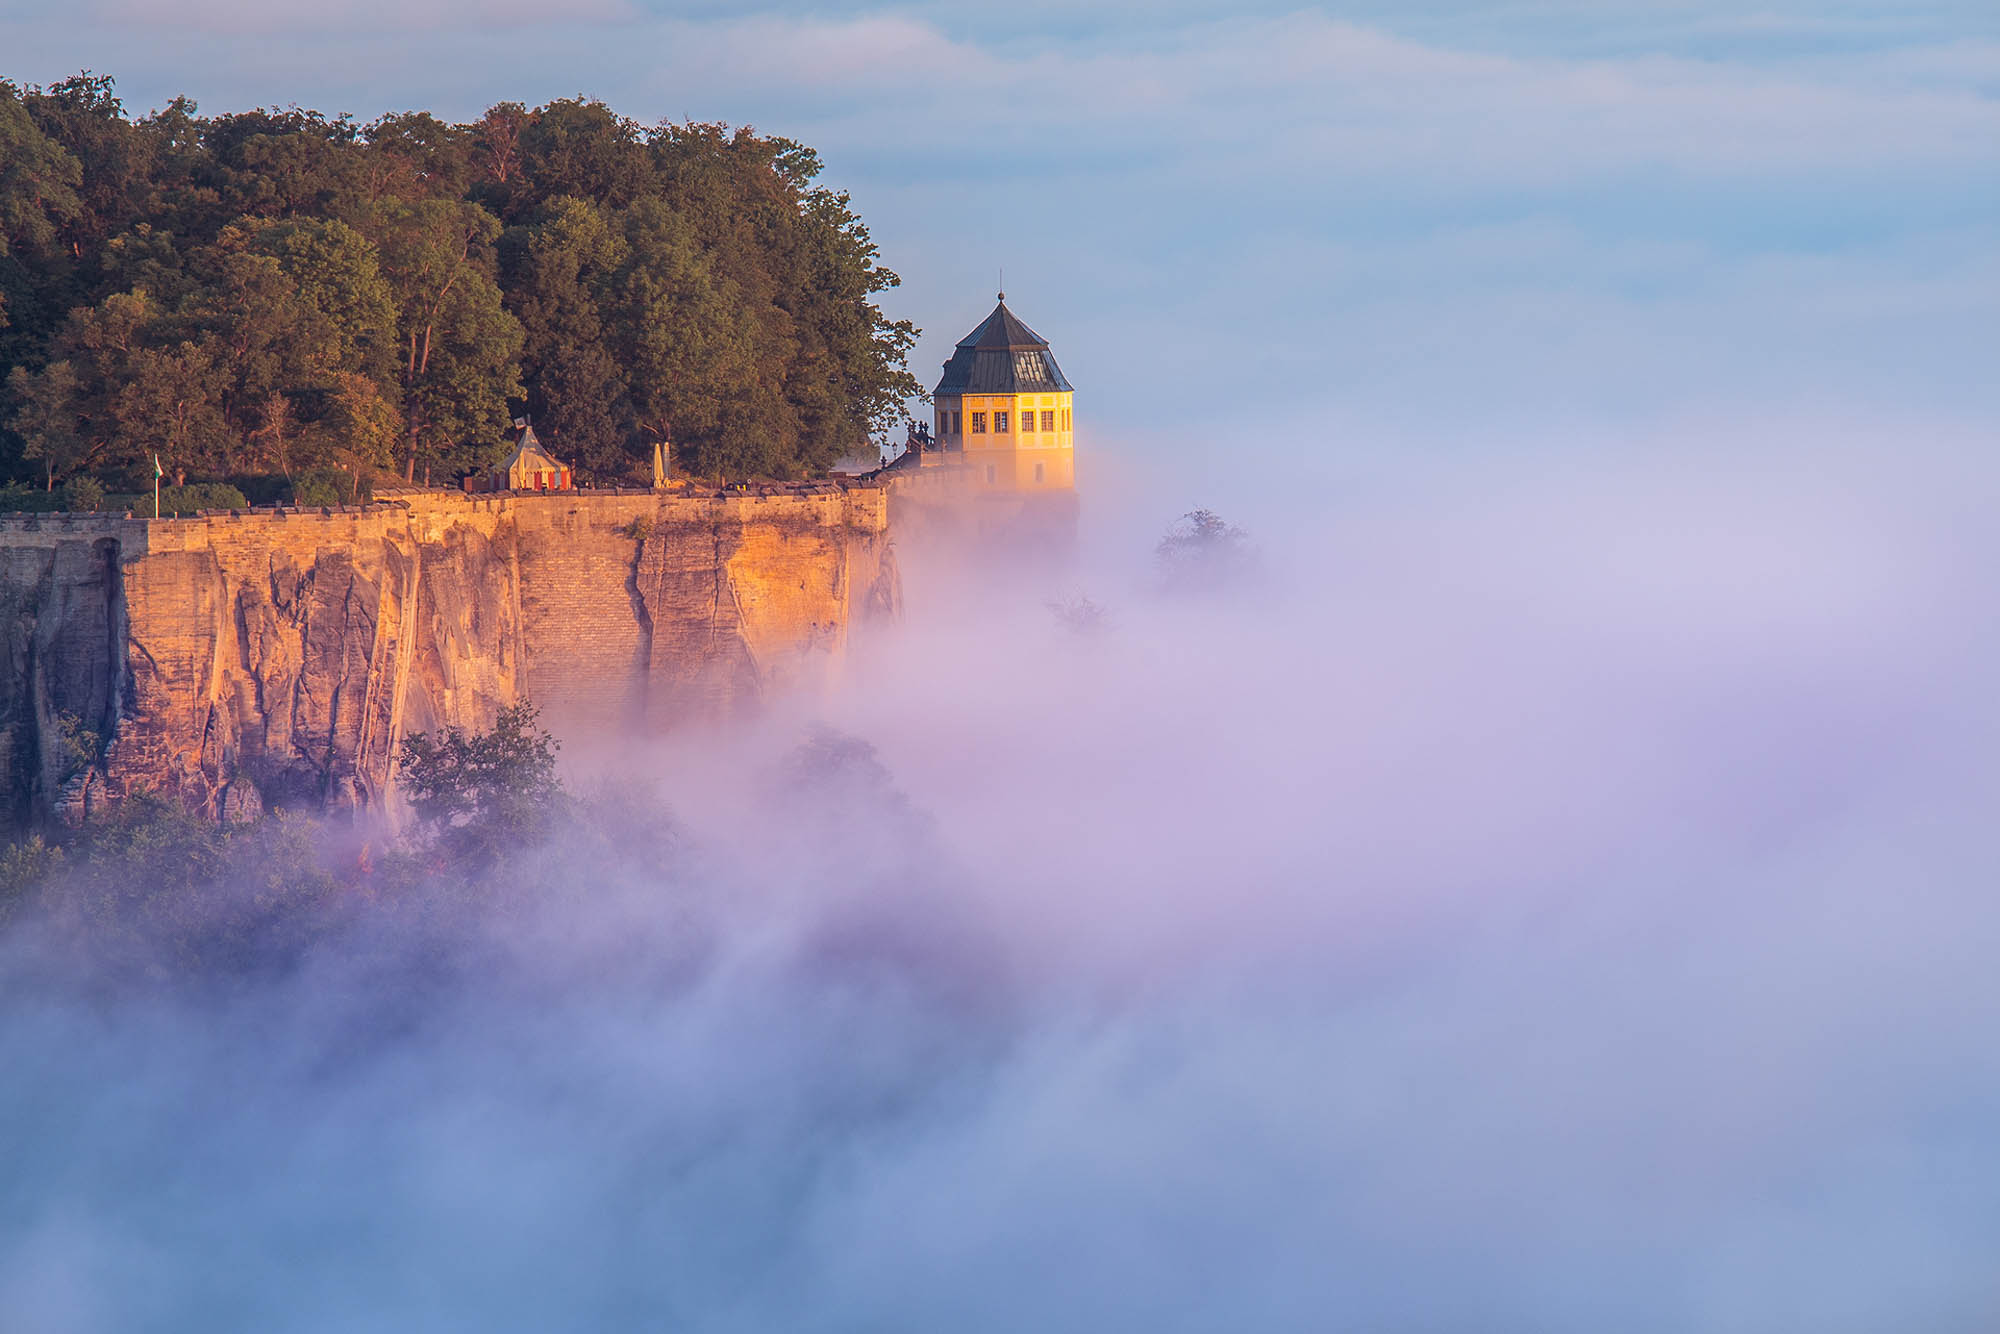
(1013, 351), (1044, 384)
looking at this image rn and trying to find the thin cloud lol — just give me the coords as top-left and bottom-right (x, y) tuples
(75, 0), (640, 36)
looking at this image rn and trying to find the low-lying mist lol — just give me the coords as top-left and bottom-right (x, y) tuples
(5, 429), (1998, 1332)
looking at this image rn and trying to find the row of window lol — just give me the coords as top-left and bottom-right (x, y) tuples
(938, 409), (1073, 435)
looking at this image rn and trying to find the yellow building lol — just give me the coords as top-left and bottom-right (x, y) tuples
(930, 293), (1074, 490)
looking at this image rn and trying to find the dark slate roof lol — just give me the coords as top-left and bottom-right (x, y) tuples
(934, 295), (1074, 397)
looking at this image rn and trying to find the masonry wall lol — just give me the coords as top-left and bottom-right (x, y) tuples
(0, 488), (896, 833)
(883, 465), (1079, 569)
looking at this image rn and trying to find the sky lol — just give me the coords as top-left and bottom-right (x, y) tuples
(2, 0), (1994, 489)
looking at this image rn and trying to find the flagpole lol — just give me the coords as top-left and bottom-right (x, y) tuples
(153, 454), (162, 518)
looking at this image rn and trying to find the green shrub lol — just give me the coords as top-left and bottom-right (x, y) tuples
(0, 483), (68, 514)
(292, 469), (366, 507)
(229, 475), (293, 505)
(55, 711), (101, 782)
(61, 476), (106, 512)
(109, 483), (251, 516)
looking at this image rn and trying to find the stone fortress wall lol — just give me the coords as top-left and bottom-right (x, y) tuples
(0, 487), (896, 833)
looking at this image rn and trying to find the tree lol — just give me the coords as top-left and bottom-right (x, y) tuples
(469, 102), (529, 196)
(8, 290), (155, 482)
(0, 84), (83, 264)
(0, 82), (85, 438)
(197, 107), (370, 225)
(292, 370), (399, 489)
(17, 796), (341, 975)
(365, 198), (522, 480)
(20, 74), (159, 281)
(7, 359), (87, 487)
(502, 98), (653, 222)
(1156, 509), (1256, 592)
(250, 216), (398, 385)
(1047, 594), (1111, 636)
(502, 196), (630, 481)
(611, 195), (781, 478)
(642, 123), (919, 476)
(771, 141), (920, 465)
(396, 702), (566, 868)
(177, 243), (328, 472)
(360, 111), (471, 204)
(113, 338), (228, 484)
(0, 87), (920, 488)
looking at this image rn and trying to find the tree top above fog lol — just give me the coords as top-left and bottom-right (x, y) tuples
(0, 74), (922, 489)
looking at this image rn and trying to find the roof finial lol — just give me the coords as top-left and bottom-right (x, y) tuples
(998, 266), (1005, 303)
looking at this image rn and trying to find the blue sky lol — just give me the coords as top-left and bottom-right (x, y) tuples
(3, 1), (1994, 480)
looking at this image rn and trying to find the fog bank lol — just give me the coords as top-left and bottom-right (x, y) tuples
(3, 426), (1998, 1332)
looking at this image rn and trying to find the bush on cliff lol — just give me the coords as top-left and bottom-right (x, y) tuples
(106, 482), (250, 516)
(291, 468), (370, 507)
(0, 481), (67, 512)
(6, 796), (343, 978)
(0, 709), (599, 974)
(397, 702), (569, 871)
(60, 474), (103, 511)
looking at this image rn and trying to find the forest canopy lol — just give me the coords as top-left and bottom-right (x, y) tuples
(0, 74), (920, 491)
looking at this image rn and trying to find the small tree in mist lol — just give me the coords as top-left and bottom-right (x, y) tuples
(1155, 509), (1255, 593)
(4, 796), (342, 976)
(397, 702), (567, 868)
(1047, 594), (1111, 637)
(772, 726), (926, 836)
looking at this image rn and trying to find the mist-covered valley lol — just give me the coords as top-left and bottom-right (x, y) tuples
(2, 426), (1995, 1332)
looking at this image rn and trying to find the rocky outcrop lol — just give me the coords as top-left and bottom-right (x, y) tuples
(0, 537), (125, 831)
(0, 489), (896, 833)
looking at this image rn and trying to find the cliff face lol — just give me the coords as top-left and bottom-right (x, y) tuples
(0, 490), (897, 833)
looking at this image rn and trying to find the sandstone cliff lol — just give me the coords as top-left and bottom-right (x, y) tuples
(0, 489), (897, 833)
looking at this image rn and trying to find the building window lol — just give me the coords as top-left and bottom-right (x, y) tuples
(995, 411), (1010, 433)
(951, 411), (961, 435)
(1034, 462), (1045, 483)
(985, 465), (997, 484)
(1020, 410), (1034, 433)
(1014, 351), (1044, 384)
(971, 412), (986, 434)
(1061, 409), (1072, 431)
(1041, 410), (1056, 432)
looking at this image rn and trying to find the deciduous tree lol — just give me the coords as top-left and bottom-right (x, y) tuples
(396, 702), (567, 869)
(502, 196), (630, 480)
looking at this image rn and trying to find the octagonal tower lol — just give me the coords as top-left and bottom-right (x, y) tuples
(931, 293), (1075, 491)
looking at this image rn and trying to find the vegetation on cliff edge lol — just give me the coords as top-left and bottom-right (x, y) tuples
(0, 74), (920, 491)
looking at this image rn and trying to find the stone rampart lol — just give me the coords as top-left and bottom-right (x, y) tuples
(0, 488), (896, 832)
